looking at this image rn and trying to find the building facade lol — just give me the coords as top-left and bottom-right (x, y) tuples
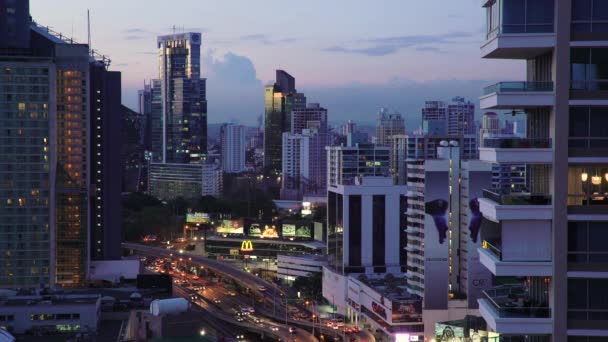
(220, 124), (246, 173)
(447, 97), (476, 136)
(89, 59), (122, 261)
(264, 70), (306, 172)
(375, 107), (405, 146)
(326, 143), (390, 187)
(476, 0), (608, 339)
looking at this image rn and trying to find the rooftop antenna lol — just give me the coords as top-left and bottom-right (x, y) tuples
(87, 9), (91, 55)
(172, 25), (176, 34)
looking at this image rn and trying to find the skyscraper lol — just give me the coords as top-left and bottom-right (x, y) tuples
(264, 70), (306, 172)
(476, 0), (607, 339)
(220, 124), (246, 173)
(447, 96), (475, 136)
(157, 32), (207, 163)
(375, 107), (405, 146)
(479, 112), (500, 147)
(0, 6), (120, 287)
(0, 0), (30, 49)
(89, 59), (122, 261)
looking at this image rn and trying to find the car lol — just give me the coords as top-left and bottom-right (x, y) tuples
(332, 325), (339, 330)
(326, 321), (334, 327)
(236, 333), (245, 340)
(352, 326), (360, 333)
(270, 326), (279, 331)
(258, 286), (267, 292)
(192, 275), (199, 280)
(288, 327), (296, 334)
(252, 317), (261, 324)
(343, 327), (351, 333)
(229, 291), (236, 297)
(213, 299), (221, 304)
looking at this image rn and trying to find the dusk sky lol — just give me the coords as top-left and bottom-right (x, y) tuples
(31, 0), (523, 128)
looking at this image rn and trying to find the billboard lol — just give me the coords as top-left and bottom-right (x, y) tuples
(423, 171), (450, 310)
(296, 224), (312, 238)
(435, 322), (499, 341)
(248, 223), (262, 238)
(392, 299), (422, 323)
(465, 168), (494, 308)
(260, 224), (279, 238)
(217, 219), (244, 234)
(282, 224), (296, 237)
(186, 212), (209, 224)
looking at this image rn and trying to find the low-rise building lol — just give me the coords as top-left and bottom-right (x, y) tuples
(277, 255), (327, 283)
(0, 294), (100, 336)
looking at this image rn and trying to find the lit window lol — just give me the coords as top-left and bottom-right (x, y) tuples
(18, 103), (26, 110)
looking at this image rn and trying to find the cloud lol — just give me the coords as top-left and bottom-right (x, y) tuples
(416, 46), (446, 54)
(238, 34), (297, 45)
(324, 31), (476, 56)
(202, 51), (265, 124)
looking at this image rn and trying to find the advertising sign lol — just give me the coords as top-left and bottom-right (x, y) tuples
(465, 169), (494, 308)
(371, 301), (387, 319)
(435, 322), (498, 342)
(282, 224), (296, 237)
(260, 224), (279, 238)
(423, 171), (450, 310)
(240, 240), (254, 252)
(392, 299), (423, 323)
(295, 224), (312, 238)
(248, 223), (261, 238)
(217, 219), (244, 234)
(186, 212), (209, 224)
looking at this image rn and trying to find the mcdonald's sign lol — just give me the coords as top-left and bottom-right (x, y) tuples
(241, 240), (254, 252)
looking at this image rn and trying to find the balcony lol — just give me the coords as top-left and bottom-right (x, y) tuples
(479, 241), (552, 277)
(479, 189), (553, 222)
(480, 138), (552, 164)
(481, 0), (555, 59)
(480, 82), (554, 110)
(478, 285), (552, 334)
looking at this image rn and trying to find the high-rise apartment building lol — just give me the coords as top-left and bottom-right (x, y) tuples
(1, 6), (120, 287)
(447, 96), (475, 136)
(405, 142), (493, 338)
(375, 107), (405, 146)
(406, 135), (479, 161)
(326, 143), (390, 187)
(220, 124), (246, 173)
(264, 70), (306, 172)
(390, 134), (408, 185)
(476, 0), (608, 339)
(422, 101), (447, 136)
(280, 103), (328, 199)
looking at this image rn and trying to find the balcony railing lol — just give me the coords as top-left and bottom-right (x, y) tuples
(483, 284), (551, 319)
(483, 82), (554, 96)
(483, 189), (552, 205)
(482, 138), (552, 149)
(482, 240), (502, 260)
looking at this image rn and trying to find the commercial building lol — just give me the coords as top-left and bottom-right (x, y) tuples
(122, 105), (146, 193)
(405, 142), (493, 338)
(157, 32), (207, 163)
(276, 254), (326, 283)
(148, 163), (221, 200)
(326, 143), (390, 187)
(264, 70), (306, 172)
(476, 0), (608, 339)
(0, 294), (100, 336)
(220, 124), (246, 173)
(89, 58), (122, 261)
(375, 107), (405, 147)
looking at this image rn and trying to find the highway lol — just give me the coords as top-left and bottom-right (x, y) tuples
(124, 242), (374, 341)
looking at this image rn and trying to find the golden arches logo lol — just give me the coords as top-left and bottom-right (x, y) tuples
(241, 240), (254, 252)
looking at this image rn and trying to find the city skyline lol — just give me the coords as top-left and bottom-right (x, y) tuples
(30, 0), (524, 127)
